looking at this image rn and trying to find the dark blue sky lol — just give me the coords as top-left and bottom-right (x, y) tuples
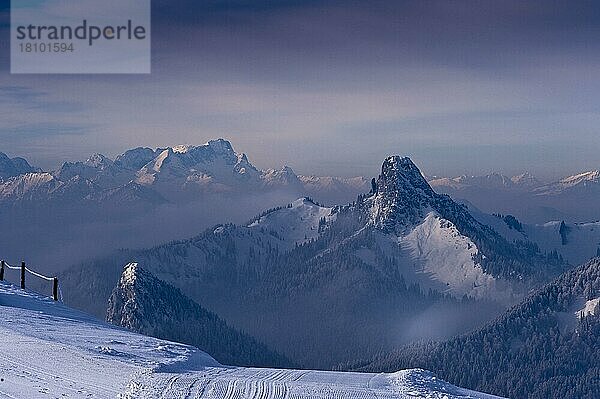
(1, 0), (599, 178)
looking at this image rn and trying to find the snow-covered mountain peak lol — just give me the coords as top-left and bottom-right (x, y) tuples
(369, 156), (438, 232)
(54, 153), (121, 184)
(84, 153), (113, 169)
(262, 165), (303, 189)
(136, 139), (262, 188)
(510, 171), (540, 187)
(170, 139), (235, 155)
(120, 262), (141, 286)
(204, 138), (235, 153)
(247, 197), (334, 247)
(138, 139), (260, 184)
(114, 147), (158, 170)
(171, 144), (193, 154)
(0, 151), (38, 180)
(360, 156), (563, 285)
(0, 172), (57, 200)
(108, 262), (188, 335)
(379, 156), (436, 197)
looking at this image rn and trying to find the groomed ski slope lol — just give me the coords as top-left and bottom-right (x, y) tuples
(0, 282), (502, 399)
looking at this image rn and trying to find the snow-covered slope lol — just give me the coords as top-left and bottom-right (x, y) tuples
(0, 282), (501, 399)
(0, 172), (58, 201)
(523, 221), (600, 265)
(248, 197), (334, 247)
(0, 281), (218, 399)
(461, 201), (600, 266)
(402, 212), (495, 298)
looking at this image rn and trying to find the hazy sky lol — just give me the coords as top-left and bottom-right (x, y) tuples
(0, 0), (599, 178)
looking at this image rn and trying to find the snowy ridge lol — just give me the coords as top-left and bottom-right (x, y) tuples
(0, 172), (56, 199)
(123, 197), (336, 290)
(535, 170), (600, 195)
(0, 281), (501, 398)
(429, 169), (600, 194)
(248, 197), (335, 247)
(0, 139), (371, 209)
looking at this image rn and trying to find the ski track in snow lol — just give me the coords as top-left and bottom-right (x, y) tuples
(127, 367), (499, 399)
(0, 282), (502, 399)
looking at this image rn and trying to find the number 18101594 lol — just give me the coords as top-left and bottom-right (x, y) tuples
(19, 42), (74, 53)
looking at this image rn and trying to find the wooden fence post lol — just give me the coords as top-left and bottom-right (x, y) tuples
(53, 278), (58, 301)
(0, 260), (4, 281)
(20, 261), (25, 289)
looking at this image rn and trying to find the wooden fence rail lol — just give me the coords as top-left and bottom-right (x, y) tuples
(0, 260), (59, 301)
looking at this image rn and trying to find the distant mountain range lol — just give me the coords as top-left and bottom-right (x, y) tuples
(2, 139), (597, 288)
(429, 169), (600, 194)
(0, 139), (369, 209)
(429, 170), (600, 223)
(3, 140), (597, 220)
(1, 141), (596, 226)
(0, 140), (369, 271)
(62, 155), (568, 369)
